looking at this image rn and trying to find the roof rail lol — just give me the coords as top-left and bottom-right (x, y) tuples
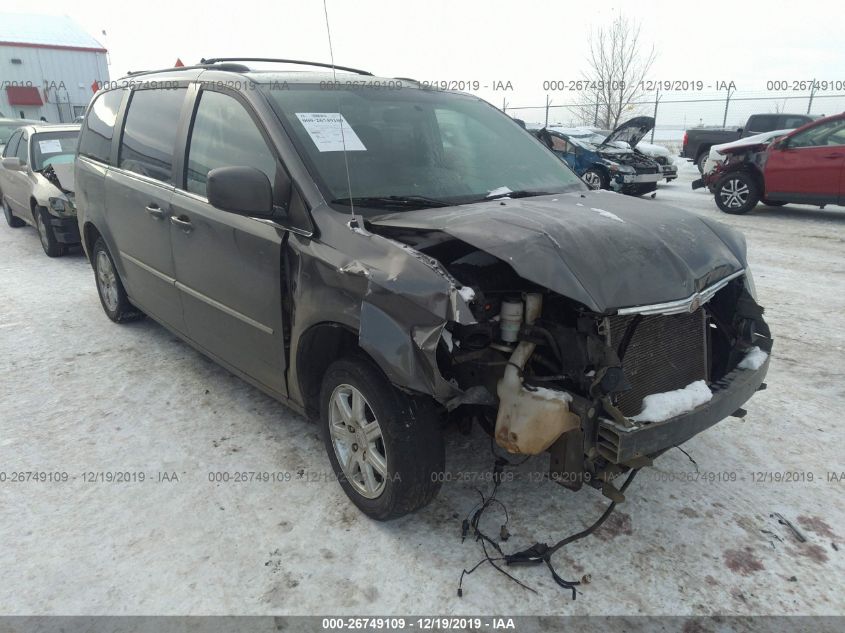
(199, 57), (373, 76)
(124, 63), (237, 77)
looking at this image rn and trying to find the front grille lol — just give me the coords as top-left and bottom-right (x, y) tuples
(606, 309), (708, 417)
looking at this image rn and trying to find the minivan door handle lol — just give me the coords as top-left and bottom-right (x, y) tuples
(145, 204), (166, 219)
(170, 215), (193, 233)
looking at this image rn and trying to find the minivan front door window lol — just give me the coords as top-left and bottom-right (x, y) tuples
(185, 90), (279, 198)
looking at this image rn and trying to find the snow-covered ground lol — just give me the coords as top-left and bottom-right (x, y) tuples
(1, 167), (843, 616)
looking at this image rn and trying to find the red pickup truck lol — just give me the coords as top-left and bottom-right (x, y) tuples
(693, 113), (845, 214)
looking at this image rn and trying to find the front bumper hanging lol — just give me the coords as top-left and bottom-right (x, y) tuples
(596, 356), (770, 463)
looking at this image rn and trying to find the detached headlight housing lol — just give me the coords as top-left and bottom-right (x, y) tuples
(743, 268), (758, 300)
(48, 196), (75, 216)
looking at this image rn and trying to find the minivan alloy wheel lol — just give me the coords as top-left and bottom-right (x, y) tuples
(96, 250), (120, 313)
(719, 178), (749, 209)
(328, 383), (388, 499)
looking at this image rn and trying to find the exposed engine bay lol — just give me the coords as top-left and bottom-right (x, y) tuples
(368, 218), (772, 499)
(597, 147), (660, 173)
(41, 163), (75, 197)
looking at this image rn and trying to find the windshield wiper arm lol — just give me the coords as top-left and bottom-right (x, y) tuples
(477, 190), (554, 202)
(331, 195), (452, 210)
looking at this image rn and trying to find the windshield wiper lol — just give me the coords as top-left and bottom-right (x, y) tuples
(475, 190), (554, 202)
(331, 195), (452, 210)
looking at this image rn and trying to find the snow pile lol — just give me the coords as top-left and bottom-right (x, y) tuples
(457, 286), (476, 302)
(713, 129), (793, 154)
(631, 380), (712, 423)
(486, 186), (512, 198)
(738, 346), (768, 371)
(590, 207), (624, 223)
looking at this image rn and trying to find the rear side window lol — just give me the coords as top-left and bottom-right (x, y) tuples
(15, 133), (29, 163)
(3, 130), (22, 158)
(781, 116), (810, 129)
(119, 88), (186, 184)
(78, 90), (123, 164)
(185, 90), (278, 197)
(746, 115), (777, 132)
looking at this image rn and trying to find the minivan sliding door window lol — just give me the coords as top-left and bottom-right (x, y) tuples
(118, 88), (187, 184)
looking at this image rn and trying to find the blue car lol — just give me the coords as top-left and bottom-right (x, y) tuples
(531, 117), (663, 196)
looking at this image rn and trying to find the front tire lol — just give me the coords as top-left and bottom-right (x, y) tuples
(715, 172), (760, 214)
(582, 168), (608, 190)
(92, 238), (144, 322)
(3, 197), (25, 228)
(33, 206), (65, 257)
(319, 357), (444, 521)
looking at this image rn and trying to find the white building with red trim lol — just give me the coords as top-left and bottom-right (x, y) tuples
(0, 13), (109, 123)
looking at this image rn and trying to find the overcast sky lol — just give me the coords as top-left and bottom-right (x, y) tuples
(5, 0), (845, 127)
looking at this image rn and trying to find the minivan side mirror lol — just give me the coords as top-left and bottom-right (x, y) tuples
(207, 166), (273, 217)
(2, 157), (25, 171)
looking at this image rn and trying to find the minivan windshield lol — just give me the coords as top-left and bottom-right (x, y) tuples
(262, 84), (585, 211)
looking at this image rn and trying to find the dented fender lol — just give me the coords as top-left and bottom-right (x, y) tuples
(285, 206), (475, 409)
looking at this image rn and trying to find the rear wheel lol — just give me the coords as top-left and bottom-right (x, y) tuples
(582, 168), (608, 190)
(319, 356), (444, 520)
(3, 197), (25, 228)
(33, 206), (65, 257)
(715, 172), (760, 214)
(696, 152), (709, 174)
(92, 238), (144, 322)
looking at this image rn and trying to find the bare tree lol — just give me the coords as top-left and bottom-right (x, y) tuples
(575, 14), (657, 130)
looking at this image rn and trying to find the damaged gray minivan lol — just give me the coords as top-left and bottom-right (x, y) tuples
(75, 60), (772, 520)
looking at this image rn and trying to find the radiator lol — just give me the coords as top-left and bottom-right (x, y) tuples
(606, 309), (709, 417)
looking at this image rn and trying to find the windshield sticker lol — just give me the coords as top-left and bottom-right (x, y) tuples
(38, 139), (64, 154)
(295, 113), (366, 152)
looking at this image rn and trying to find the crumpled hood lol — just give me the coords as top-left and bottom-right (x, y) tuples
(48, 162), (75, 193)
(602, 116), (655, 149)
(369, 190), (746, 313)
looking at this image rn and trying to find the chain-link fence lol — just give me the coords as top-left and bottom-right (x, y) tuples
(504, 91), (845, 154)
